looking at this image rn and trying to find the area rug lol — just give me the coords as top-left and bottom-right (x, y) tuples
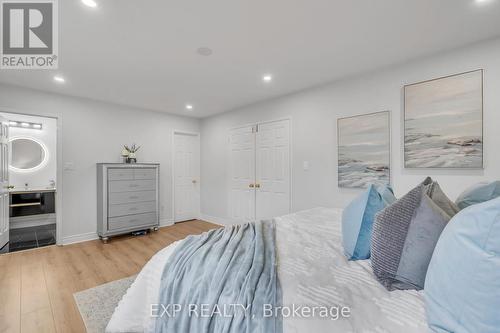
(74, 275), (136, 333)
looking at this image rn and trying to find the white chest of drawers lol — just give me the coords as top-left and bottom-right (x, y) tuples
(97, 163), (160, 242)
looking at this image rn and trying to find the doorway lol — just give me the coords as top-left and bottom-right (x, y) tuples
(0, 112), (58, 253)
(229, 119), (291, 223)
(173, 131), (200, 223)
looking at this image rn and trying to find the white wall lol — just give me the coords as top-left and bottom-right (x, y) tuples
(0, 112), (57, 190)
(200, 38), (500, 222)
(0, 85), (200, 242)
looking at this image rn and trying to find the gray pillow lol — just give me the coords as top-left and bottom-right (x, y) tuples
(371, 179), (456, 291)
(422, 177), (460, 217)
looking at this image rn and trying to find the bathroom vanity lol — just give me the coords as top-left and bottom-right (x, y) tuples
(9, 189), (56, 217)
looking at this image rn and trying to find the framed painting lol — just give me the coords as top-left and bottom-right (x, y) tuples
(404, 70), (483, 168)
(337, 111), (390, 188)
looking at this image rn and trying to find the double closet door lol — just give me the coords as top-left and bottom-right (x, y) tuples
(229, 119), (290, 223)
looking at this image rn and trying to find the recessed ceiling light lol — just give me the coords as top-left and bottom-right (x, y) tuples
(185, 104), (194, 110)
(21, 122), (30, 127)
(475, 0), (494, 4)
(9, 121), (17, 126)
(196, 47), (213, 56)
(54, 75), (65, 83)
(262, 74), (273, 83)
(82, 0), (97, 8)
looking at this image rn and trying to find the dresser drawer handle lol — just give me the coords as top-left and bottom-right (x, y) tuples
(129, 196), (139, 199)
(129, 219), (139, 223)
(129, 184), (139, 188)
(129, 207), (138, 211)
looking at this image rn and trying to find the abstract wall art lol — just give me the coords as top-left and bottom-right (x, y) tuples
(404, 70), (483, 168)
(338, 111), (390, 188)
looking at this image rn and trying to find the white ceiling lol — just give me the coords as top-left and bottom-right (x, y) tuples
(1, 0), (500, 118)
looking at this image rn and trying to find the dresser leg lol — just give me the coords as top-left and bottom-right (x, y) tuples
(100, 237), (109, 244)
(151, 227), (159, 232)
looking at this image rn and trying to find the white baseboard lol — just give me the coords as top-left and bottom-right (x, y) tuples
(62, 232), (99, 245)
(62, 219), (173, 246)
(160, 218), (174, 227)
(199, 214), (237, 226)
(61, 216), (217, 246)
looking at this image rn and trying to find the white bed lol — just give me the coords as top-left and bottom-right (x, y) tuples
(106, 207), (430, 333)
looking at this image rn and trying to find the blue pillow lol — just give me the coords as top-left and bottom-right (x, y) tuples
(376, 184), (397, 206)
(342, 184), (395, 260)
(455, 181), (500, 209)
(425, 197), (500, 333)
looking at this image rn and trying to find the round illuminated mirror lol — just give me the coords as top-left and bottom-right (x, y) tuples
(10, 138), (46, 171)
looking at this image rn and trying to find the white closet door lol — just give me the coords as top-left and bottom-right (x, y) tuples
(0, 117), (9, 251)
(229, 126), (256, 222)
(173, 132), (200, 222)
(256, 119), (290, 220)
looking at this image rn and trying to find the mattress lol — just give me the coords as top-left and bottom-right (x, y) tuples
(106, 207), (430, 333)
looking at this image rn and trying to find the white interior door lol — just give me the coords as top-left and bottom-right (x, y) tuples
(229, 125), (256, 222)
(173, 132), (200, 222)
(256, 119), (290, 220)
(0, 117), (9, 251)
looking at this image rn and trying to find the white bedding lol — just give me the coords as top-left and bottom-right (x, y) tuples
(106, 208), (430, 333)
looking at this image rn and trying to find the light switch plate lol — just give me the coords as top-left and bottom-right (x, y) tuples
(303, 161), (309, 171)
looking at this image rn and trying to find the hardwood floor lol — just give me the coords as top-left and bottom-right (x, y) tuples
(0, 220), (218, 333)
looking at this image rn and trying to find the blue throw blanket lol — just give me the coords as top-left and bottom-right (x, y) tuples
(154, 220), (282, 333)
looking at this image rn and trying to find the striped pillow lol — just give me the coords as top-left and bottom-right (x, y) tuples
(371, 179), (456, 291)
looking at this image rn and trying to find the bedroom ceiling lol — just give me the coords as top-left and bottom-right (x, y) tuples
(1, 0), (500, 118)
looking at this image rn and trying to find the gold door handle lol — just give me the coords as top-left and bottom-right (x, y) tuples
(249, 184), (255, 188)
(255, 184), (261, 188)
(6, 185), (14, 189)
(192, 180), (197, 184)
